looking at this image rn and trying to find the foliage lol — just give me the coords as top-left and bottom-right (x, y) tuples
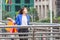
(40, 18), (50, 23)
(40, 17), (60, 23)
(2, 10), (10, 20)
(28, 7), (39, 22)
(40, 10), (55, 23)
(48, 10), (54, 18)
(15, 11), (19, 16)
(53, 17), (60, 23)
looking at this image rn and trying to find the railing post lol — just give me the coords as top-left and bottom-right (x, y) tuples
(32, 28), (35, 40)
(50, 27), (53, 40)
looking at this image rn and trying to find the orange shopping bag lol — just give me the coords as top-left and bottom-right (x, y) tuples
(10, 28), (14, 33)
(10, 28), (17, 33)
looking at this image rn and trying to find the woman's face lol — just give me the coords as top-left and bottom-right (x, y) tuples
(23, 8), (28, 14)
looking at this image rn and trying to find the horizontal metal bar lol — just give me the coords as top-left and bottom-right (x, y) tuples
(0, 25), (31, 28)
(35, 36), (60, 38)
(0, 32), (33, 35)
(0, 36), (60, 39)
(34, 28), (60, 30)
(0, 36), (33, 39)
(0, 32), (60, 35)
(0, 25), (60, 28)
(35, 32), (60, 34)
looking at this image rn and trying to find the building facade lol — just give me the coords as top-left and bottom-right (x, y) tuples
(52, 0), (56, 18)
(34, 0), (58, 20)
(2, 0), (34, 19)
(0, 0), (59, 20)
(52, 0), (60, 18)
(56, 0), (60, 17)
(34, 0), (49, 20)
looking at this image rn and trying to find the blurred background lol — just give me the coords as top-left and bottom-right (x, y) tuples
(0, 0), (60, 23)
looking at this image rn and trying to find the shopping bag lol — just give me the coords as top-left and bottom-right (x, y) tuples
(10, 28), (17, 33)
(10, 28), (14, 33)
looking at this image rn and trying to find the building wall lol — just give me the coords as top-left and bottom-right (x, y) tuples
(34, 0), (49, 20)
(34, 0), (57, 20)
(52, 0), (56, 18)
(56, 0), (60, 17)
(2, 0), (34, 19)
(1, 0), (57, 20)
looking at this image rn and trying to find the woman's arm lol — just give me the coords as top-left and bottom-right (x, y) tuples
(15, 16), (20, 25)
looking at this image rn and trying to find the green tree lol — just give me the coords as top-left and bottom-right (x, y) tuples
(28, 7), (39, 22)
(2, 10), (10, 20)
(48, 10), (54, 18)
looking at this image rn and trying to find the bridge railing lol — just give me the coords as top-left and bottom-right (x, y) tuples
(0, 25), (60, 40)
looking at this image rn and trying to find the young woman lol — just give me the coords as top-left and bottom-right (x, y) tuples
(15, 7), (30, 40)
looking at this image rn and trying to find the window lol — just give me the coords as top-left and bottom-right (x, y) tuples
(39, 0), (41, 1)
(43, 5), (45, 18)
(15, 5), (20, 11)
(39, 5), (41, 16)
(25, 0), (30, 3)
(47, 5), (49, 9)
(5, 5), (11, 11)
(43, 0), (44, 1)
(27, 5), (30, 8)
(39, 5), (41, 12)
(24, 5), (27, 7)
(36, 5), (38, 8)
(24, 5), (30, 8)
(46, 0), (48, 1)
(5, 0), (12, 4)
(35, 0), (37, 2)
(57, 0), (60, 1)
(15, 0), (20, 4)
(36, 5), (38, 11)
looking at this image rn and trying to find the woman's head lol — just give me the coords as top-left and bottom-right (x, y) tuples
(19, 7), (28, 14)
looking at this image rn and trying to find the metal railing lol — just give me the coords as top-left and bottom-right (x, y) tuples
(0, 24), (60, 40)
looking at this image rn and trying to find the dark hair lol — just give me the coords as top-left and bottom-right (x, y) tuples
(19, 7), (27, 14)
